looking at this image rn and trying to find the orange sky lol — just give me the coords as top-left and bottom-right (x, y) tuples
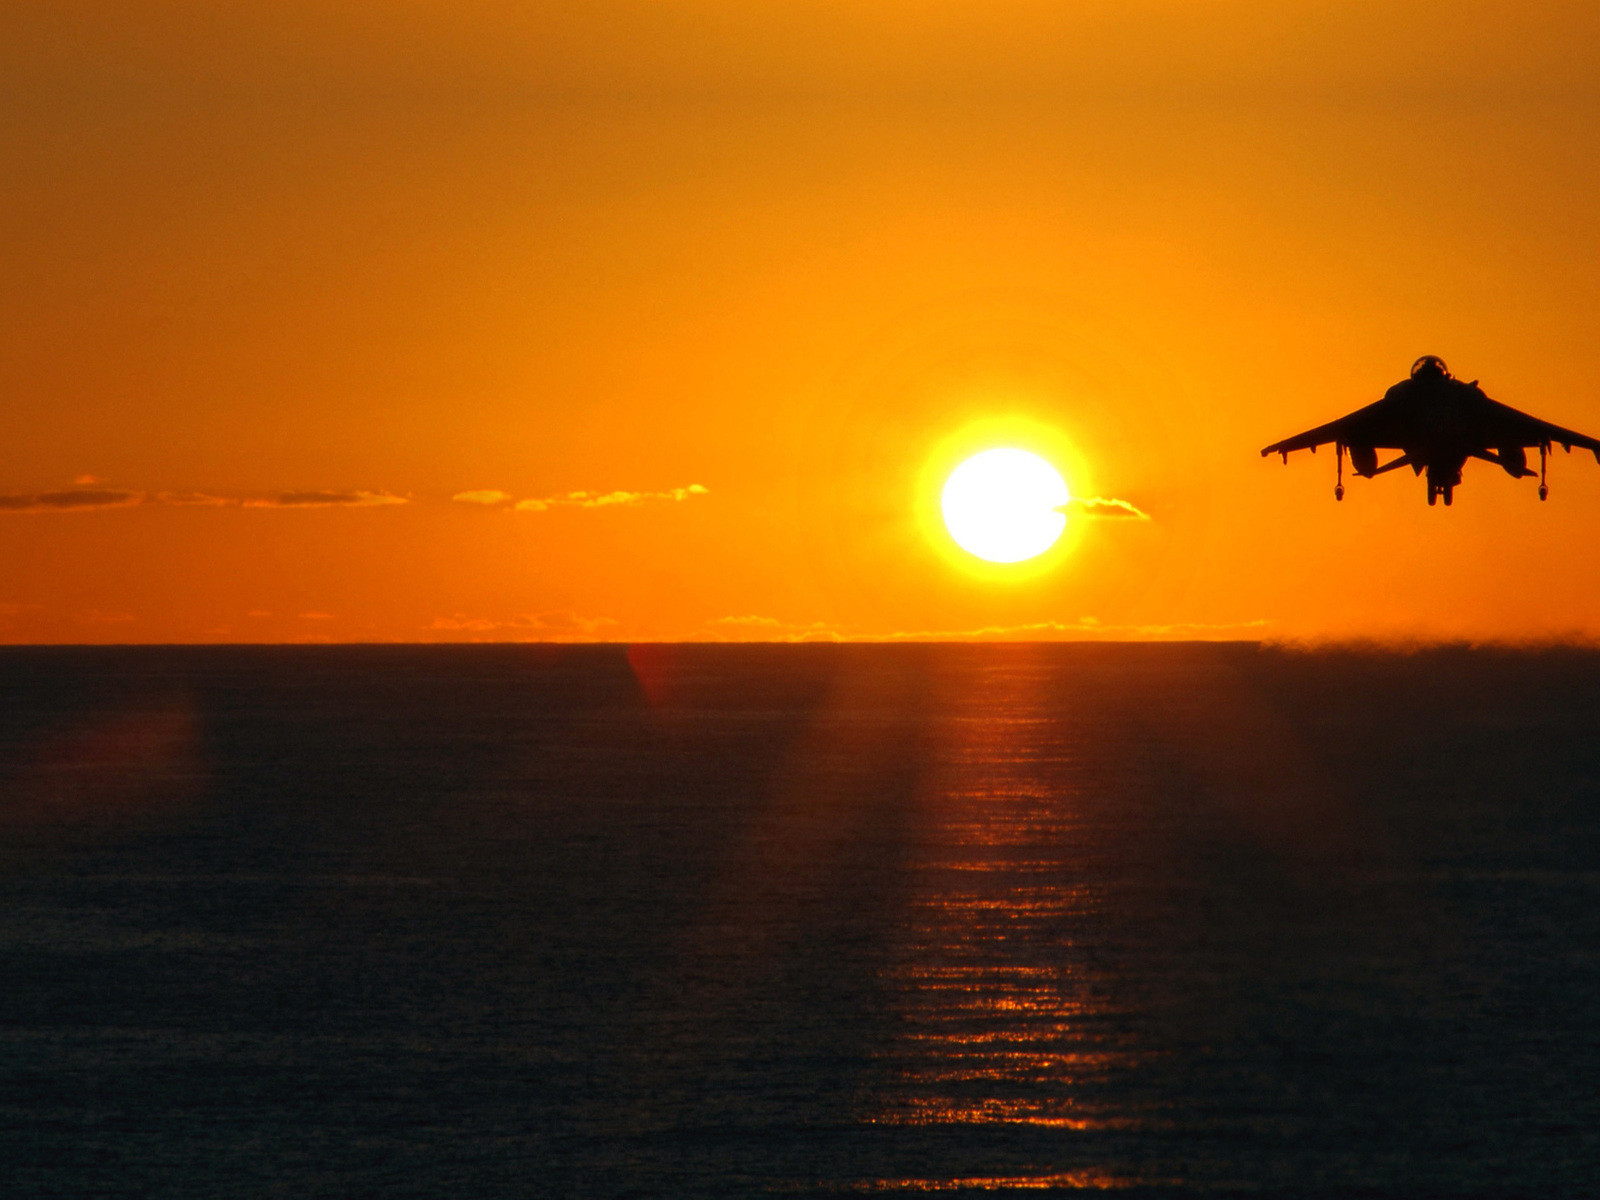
(3, 4), (1599, 643)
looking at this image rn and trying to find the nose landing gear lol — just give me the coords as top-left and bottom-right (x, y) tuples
(1539, 442), (1549, 500)
(1334, 443), (1344, 501)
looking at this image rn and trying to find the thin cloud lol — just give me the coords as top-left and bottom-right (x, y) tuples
(451, 489), (514, 506)
(427, 610), (621, 640)
(873, 618), (1269, 641)
(704, 616), (1268, 643)
(245, 491), (407, 508)
(1060, 496), (1150, 520)
(153, 492), (234, 507)
(513, 484), (708, 513)
(706, 615), (842, 641)
(0, 488), (408, 511)
(0, 489), (142, 512)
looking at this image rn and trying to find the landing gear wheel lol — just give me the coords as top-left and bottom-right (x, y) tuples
(1335, 484), (1344, 501)
(1427, 487), (1438, 506)
(1539, 484), (1548, 501)
(1443, 486), (1453, 506)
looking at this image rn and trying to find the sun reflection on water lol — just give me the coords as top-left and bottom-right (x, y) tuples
(857, 652), (1159, 1188)
(845, 1169), (1146, 1191)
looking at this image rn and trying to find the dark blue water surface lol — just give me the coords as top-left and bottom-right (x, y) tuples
(3, 643), (1600, 1197)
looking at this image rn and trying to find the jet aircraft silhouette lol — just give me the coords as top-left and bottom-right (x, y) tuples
(1261, 356), (1600, 506)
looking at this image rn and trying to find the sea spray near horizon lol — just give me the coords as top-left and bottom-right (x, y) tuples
(3, 643), (1599, 1196)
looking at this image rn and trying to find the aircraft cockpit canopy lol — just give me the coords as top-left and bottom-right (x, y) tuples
(1410, 355), (1449, 379)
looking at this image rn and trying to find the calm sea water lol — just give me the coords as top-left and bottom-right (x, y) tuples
(3, 644), (1600, 1197)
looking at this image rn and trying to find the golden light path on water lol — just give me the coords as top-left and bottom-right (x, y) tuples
(846, 1171), (1140, 1192)
(852, 653), (1166, 1193)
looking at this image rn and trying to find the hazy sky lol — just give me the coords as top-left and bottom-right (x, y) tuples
(3, 4), (1599, 642)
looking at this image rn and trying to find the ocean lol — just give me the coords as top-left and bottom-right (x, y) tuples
(2, 643), (1599, 1197)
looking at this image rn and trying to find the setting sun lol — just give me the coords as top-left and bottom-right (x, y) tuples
(941, 448), (1070, 564)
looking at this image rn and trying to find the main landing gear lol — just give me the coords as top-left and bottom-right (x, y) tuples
(1427, 483), (1454, 507)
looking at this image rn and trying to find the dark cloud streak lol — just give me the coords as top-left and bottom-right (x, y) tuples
(0, 490), (141, 512)
(246, 491), (406, 508)
(0, 489), (408, 512)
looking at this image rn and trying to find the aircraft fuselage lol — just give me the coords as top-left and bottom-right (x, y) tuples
(1262, 357), (1600, 505)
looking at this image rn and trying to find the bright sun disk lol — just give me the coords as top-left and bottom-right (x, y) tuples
(941, 448), (1069, 563)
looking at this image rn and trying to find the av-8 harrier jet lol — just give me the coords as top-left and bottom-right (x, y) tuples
(1262, 356), (1600, 506)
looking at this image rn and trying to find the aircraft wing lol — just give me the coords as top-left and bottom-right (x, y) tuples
(1259, 396), (1396, 458)
(1479, 397), (1600, 461)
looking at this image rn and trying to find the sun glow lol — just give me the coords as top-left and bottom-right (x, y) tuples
(941, 449), (1070, 563)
